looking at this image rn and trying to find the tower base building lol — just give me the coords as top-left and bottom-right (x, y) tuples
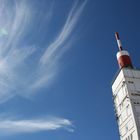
(112, 68), (140, 140)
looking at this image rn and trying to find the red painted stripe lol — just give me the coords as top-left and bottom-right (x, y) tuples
(117, 55), (133, 68)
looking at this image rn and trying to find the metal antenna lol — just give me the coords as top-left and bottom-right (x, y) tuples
(115, 32), (123, 51)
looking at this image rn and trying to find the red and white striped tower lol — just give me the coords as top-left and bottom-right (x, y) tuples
(115, 32), (133, 69)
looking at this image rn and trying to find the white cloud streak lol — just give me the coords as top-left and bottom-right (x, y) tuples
(0, 0), (87, 102)
(0, 117), (74, 135)
(32, 0), (87, 89)
(40, 0), (87, 65)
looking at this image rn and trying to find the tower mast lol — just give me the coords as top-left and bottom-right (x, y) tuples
(112, 32), (140, 140)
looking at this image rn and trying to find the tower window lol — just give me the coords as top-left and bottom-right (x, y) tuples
(128, 81), (134, 84)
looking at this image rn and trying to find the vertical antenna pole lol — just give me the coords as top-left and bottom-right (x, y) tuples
(115, 32), (123, 51)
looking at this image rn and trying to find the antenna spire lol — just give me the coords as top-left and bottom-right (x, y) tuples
(115, 32), (123, 51)
(115, 32), (133, 69)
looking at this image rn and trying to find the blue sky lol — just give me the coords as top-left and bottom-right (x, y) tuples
(0, 0), (140, 139)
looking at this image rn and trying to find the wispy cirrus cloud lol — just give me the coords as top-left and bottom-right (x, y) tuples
(0, 117), (74, 135)
(31, 0), (87, 90)
(0, 0), (87, 102)
(40, 0), (87, 65)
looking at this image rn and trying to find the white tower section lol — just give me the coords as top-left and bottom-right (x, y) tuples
(112, 33), (140, 140)
(112, 68), (140, 140)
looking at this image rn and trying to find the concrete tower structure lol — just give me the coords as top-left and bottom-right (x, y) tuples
(112, 33), (140, 140)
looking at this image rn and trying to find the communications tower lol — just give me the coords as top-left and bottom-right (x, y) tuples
(112, 32), (140, 140)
